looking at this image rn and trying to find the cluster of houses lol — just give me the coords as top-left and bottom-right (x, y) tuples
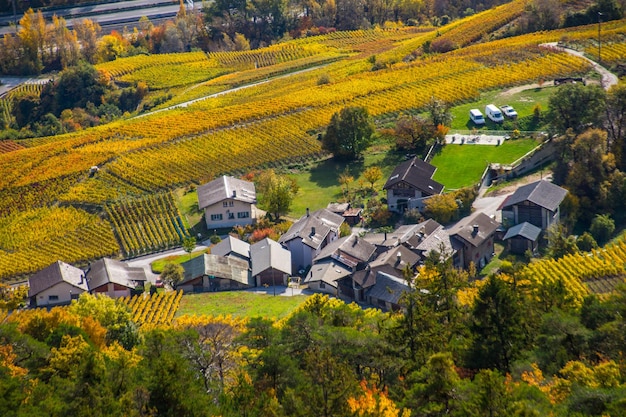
(27, 157), (568, 311)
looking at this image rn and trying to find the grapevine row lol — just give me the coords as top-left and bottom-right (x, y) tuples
(120, 290), (183, 326)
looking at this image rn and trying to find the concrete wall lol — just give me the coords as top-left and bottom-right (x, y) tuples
(34, 282), (85, 307)
(204, 200), (257, 229)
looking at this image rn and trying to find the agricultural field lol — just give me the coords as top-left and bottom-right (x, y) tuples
(0, 0), (623, 280)
(119, 289), (184, 327)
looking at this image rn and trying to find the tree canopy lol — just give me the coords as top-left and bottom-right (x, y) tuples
(322, 106), (375, 161)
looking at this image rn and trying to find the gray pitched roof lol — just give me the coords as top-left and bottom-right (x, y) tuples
(503, 222), (542, 242)
(250, 238), (291, 276)
(451, 212), (500, 248)
(383, 157), (444, 195)
(278, 208), (344, 250)
(87, 258), (146, 290)
(197, 175), (256, 209)
(362, 219), (441, 248)
(304, 260), (351, 287)
(414, 225), (455, 257)
(352, 264), (400, 289)
(28, 261), (88, 297)
(313, 234), (376, 266)
(501, 180), (568, 212)
(365, 271), (411, 305)
(211, 236), (251, 260)
(326, 202), (350, 214)
(369, 245), (420, 271)
(181, 254), (250, 286)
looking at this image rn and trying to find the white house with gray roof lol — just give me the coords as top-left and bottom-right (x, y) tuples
(278, 208), (344, 272)
(198, 175), (258, 229)
(28, 261), (89, 307)
(211, 235), (251, 262)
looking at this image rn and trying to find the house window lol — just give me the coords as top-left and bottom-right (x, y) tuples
(223, 202), (228, 207)
(228, 213), (235, 219)
(237, 211), (250, 219)
(229, 201), (234, 207)
(48, 295), (59, 302)
(210, 214), (223, 221)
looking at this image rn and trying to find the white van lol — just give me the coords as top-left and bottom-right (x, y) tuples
(485, 104), (504, 123)
(469, 108), (485, 125)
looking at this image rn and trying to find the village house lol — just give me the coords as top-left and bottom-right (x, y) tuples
(87, 258), (147, 298)
(304, 234), (376, 294)
(278, 208), (345, 273)
(502, 221), (542, 255)
(449, 212), (500, 269)
(28, 261), (89, 307)
(179, 253), (252, 293)
(198, 175), (258, 230)
(499, 180), (568, 230)
(250, 238), (292, 287)
(384, 157), (444, 212)
(211, 235), (251, 262)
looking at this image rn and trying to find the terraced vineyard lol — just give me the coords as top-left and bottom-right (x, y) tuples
(519, 240), (626, 306)
(120, 290), (183, 327)
(106, 193), (189, 257)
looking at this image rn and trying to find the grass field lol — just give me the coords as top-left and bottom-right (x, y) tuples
(151, 249), (209, 273)
(431, 138), (539, 189)
(287, 145), (405, 216)
(175, 290), (310, 319)
(449, 85), (556, 130)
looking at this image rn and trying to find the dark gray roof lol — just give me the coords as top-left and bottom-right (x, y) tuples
(365, 271), (411, 305)
(503, 222), (542, 242)
(250, 238), (291, 276)
(28, 261), (88, 297)
(211, 236), (250, 260)
(414, 225), (455, 257)
(501, 180), (568, 212)
(326, 202), (350, 214)
(313, 234), (376, 266)
(181, 254), (250, 286)
(88, 258), (147, 289)
(197, 175), (256, 209)
(383, 157), (444, 195)
(451, 212), (500, 248)
(352, 264), (400, 289)
(304, 260), (351, 287)
(362, 219), (441, 248)
(278, 208), (344, 250)
(369, 245), (420, 271)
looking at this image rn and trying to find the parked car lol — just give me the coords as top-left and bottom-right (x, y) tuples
(469, 108), (485, 125)
(485, 104), (504, 123)
(500, 105), (518, 119)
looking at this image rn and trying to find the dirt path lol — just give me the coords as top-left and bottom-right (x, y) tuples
(485, 170), (552, 197)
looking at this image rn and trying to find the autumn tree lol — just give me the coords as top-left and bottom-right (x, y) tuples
(161, 263), (185, 288)
(182, 236), (196, 260)
(605, 83), (626, 169)
(339, 169), (355, 199)
(74, 19), (102, 64)
(547, 83), (606, 134)
(322, 106), (374, 161)
(424, 193), (457, 224)
(394, 114), (436, 155)
(362, 166), (383, 191)
(256, 169), (298, 220)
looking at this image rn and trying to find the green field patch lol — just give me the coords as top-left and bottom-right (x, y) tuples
(176, 290), (310, 319)
(431, 138), (539, 190)
(450, 86), (555, 130)
(151, 249), (208, 274)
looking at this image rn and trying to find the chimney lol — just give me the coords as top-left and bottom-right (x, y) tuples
(232, 190), (237, 198)
(384, 231), (387, 240)
(472, 224), (479, 235)
(306, 207), (310, 217)
(397, 252), (402, 260)
(311, 226), (316, 236)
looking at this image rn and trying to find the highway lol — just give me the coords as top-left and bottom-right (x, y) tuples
(0, 0), (182, 36)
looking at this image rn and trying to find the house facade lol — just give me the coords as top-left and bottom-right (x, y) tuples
(88, 258), (147, 298)
(502, 222), (542, 255)
(198, 176), (258, 230)
(500, 180), (568, 230)
(384, 157), (444, 213)
(28, 261), (88, 307)
(179, 254), (252, 293)
(450, 212), (500, 269)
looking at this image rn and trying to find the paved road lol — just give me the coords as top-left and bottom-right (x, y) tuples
(543, 42), (619, 90)
(125, 243), (210, 282)
(0, 1), (180, 36)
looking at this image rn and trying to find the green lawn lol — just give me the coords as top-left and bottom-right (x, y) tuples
(287, 145), (405, 217)
(431, 138), (539, 190)
(175, 188), (205, 235)
(151, 249), (208, 274)
(176, 290), (310, 319)
(449, 86), (556, 130)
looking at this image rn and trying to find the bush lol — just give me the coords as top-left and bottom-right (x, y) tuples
(589, 214), (615, 245)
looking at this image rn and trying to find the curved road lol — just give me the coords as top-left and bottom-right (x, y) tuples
(543, 42), (618, 90)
